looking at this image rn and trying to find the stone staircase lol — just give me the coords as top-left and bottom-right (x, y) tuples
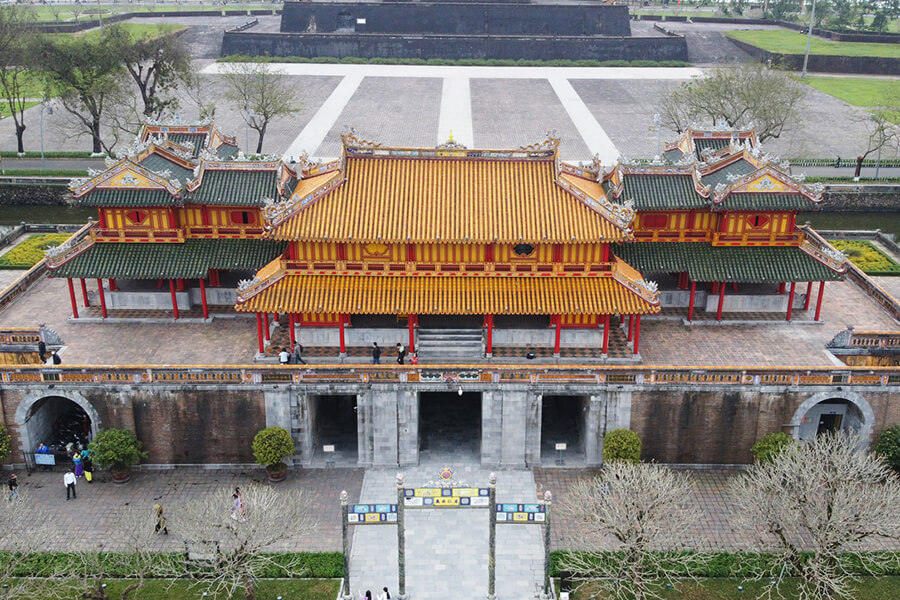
(416, 328), (484, 361)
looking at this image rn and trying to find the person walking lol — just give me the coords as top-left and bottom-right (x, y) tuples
(293, 343), (307, 365)
(154, 503), (168, 535)
(38, 340), (47, 363)
(73, 451), (84, 478)
(82, 453), (94, 483)
(372, 342), (381, 364)
(396, 343), (406, 365)
(377, 587), (391, 600)
(6, 473), (18, 501)
(64, 470), (77, 500)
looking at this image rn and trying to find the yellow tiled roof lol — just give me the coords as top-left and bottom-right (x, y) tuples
(271, 157), (628, 244)
(236, 273), (659, 315)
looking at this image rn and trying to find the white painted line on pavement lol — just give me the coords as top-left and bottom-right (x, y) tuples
(437, 77), (474, 148)
(548, 76), (619, 165)
(282, 74), (363, 159)
(202, 62), (703, 80)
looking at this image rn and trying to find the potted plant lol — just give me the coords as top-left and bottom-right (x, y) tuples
(88, 428), (148, 484)
(252, 426), (294, 483)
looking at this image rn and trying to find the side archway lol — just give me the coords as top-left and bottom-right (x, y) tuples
(14, 390), (102, 457)
(788, 391), (874, 444)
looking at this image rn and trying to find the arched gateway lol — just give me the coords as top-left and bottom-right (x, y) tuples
(788, 391), (874, 443)
(14, 391), (101, 463)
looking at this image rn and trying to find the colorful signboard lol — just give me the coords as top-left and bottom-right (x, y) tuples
(347, 504), (398, 524)
(496, 503), (546, 523)
(403, 487), (491, 508)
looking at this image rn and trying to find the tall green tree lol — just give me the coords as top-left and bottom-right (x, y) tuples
(0, 6), (38, 153)
(222, 62), (301, 154)
(37, 24), (130, 154)
(119, 27), (193, 119)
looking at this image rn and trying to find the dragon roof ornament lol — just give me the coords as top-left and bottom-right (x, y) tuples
(636, 278), (659, 294)
(519, 130), (560, 153)
(45, 237), (79, 259)
(340, 126), (382, 150)
(237, 276), (262, 293)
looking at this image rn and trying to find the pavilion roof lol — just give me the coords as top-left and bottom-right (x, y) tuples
(269, 136), (633, 244)
(185, 161), (281, 207)
(69, 159), (183, 207)
(48, 238), (286, 280)
(235, 272), (659, 315)
(613, 242), (845, 283)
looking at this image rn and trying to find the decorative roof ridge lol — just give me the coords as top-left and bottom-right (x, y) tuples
(69, 158), (182, 199)
(236, 257), (287, 304)
(798, 229), (848, 275)
(555, 171), (635, 235)
(339, 126), (561, 161)
(711, 164), (823, 205)
(620, 164), (696, 175)
(264, 170), (345, 233)
(612, 256), (660, 307)
(138, 143), (197, 170)
(559, 161), (600, 182)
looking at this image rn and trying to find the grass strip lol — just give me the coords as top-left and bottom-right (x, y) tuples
(218, 55), (691, 67)
(726, 29), (900, 58)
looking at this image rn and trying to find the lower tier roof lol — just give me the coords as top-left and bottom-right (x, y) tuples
(48, 239), (287, 280)
(235, 274), (660, 316)
(613, 242), (844, 283)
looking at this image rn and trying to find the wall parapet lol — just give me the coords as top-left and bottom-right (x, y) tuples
(3, 364), (899, 388)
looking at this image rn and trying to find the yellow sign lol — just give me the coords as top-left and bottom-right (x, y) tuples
(452, 488), (480, 497)
(433, 497), (461, 507)
(364, 513), (382, 523)
(414, 489), (443, 498)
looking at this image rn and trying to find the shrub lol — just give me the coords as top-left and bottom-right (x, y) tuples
(88, 429), (147, 474)
(252, 426), (294, 471)
(603, 428), (641, 463)
(750, 432), (793, 463)
(0, 233), (71, 269)
(875, 425), (900, 471)
(829, 240), (900, 275)
(0, 423), (11, 462)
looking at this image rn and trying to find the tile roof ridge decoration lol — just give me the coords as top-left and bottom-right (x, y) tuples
(140, 119), (238, 155)
(339, 126), (562, 161)
(555, 170), (635, 233)
(136, 143), (197, 171)
(611, 256), (660, 307)
(45, 221), (96, 270)
(236, 257), (288, 305)
(711, 164), (824, 206)
(68, 158), (183, 200)
(615, 163), (712, 200)
(797, 225), (848, 274)
(602, 163), (625, 200)
(263, 170), (344, 232)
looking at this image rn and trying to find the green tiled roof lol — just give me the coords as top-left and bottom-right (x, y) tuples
(663, 148), (684, 163)
(169, 133), (207, 158)
(701, 159), (758, 187)
(695, 138), (730, 159)
(216, 144), (239, 160)
(73, 188), (180, 207)
(714, 193), (813, 212)
(623, 174), (707, 210)
(188, 169), (278, 207)
(50, 238), (286, 279)
(138, 153), (195, 183)
(614, 242), (843, 283)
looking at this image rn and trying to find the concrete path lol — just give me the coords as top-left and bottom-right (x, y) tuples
(350, 466), (544, 600)
(283, 74), (364, 159)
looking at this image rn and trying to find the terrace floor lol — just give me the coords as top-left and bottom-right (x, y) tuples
(0, 273), (897, 368)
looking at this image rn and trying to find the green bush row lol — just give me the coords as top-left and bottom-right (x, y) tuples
(2, 551), (345, 578)
(803, 176), (900, 184)
(0, 169), (88, 177)
(0, 151), (95, 159)
(218, 55), (691, 68)
(550, 550), (900, 578)
(789, 157), (900, 168)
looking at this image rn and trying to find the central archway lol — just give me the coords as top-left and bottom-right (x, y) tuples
(14, 391), (101, 459)
(788, 391), (873, 443)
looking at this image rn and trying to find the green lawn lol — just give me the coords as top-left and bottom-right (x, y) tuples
(799, 76), (900, 107)
(72, 22), (187, 41)
(726, 29), (900, 58)
(7, 578), (338, 600)
(633, 10), (721, 18)
(570, 577), (900, 599)
(20, 4), (279, 23)
(0, 101), (39, 118)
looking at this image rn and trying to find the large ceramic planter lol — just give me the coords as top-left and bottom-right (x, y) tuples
(111, 469), (132, 484)
(266, 464), (287, 483)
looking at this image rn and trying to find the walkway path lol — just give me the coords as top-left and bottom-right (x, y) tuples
(350, 466), (544, 600)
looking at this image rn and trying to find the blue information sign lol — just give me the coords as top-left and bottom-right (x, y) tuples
(496, 503), (546, 523)
(347, 504), (398, 524)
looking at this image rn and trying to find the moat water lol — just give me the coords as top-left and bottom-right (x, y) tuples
(1, 206), (899, 234)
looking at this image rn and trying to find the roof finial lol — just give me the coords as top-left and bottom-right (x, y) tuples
(448, 130), (455, 144)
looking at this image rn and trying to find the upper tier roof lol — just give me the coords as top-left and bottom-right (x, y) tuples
(268, 134), (634, 244)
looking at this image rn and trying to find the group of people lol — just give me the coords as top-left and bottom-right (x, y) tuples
(37, 340), (61, 365)
(278, 343), (307, 365)
(360, 587), (391, 600)
(371, 342), (417, 365)
(63, 447), (93, 500)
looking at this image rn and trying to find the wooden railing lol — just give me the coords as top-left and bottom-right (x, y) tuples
(3, 364), (900, 387)
(0, 328), (42, 345)
(712, 231), (804, 246)
(847, 332), (900, 349)
(284, 260), (614, 275)
(185, 225), (265, 238)
(92, 228), (185, 243)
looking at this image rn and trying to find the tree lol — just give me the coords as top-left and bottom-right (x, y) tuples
(37, 25), (131, 154)
(0, 422), (10, 462)
(603, 428), (642, 464)
(118, 27), (193, 119)
(853, 110), (900, 178)
(659, 64), (807, 143)
(174, 483), (316, 600)
(88, 428), (147, 476)
(729, 432), (900, 600)
(557, 462), (702, 600)
(0, 6), (38, 153)
(874, 425), (900, 471)
(749, 431), (793, 463)
(222, 63), (301, 154)
(252, 426), (294, 474)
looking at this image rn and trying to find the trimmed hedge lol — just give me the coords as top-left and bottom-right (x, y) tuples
(0, 169), (89, 177)
(829, 239), (900, 275)
(0, 151), (95, 159)
(0, 233), (70, 269)
(3, 551), (345, 578)
(218, 55), (691, 68)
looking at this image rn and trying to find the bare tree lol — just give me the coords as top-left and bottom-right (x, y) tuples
(0, 491), (58, 600)
(173, 483), (316, 600)
(221, 63), (302, 154)
(0, 6), (38, 153)
(118, 27), (193, 119)
(851, 86), (900, 178)
(659, 64), (807, 142)
(729, 432), (900, 600)
(557, 462), (703, 600)
(183, 70), (218, 122)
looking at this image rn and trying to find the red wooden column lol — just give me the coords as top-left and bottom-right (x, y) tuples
(80, 278), (90, 307)
(408, 314), (417, 354)
(288, 314), (296, 346)
(804, 281), (813, 311)
(67, 278), (79, 319)
(687, 280), (696, 322)
(814, 281), (826, 321)
(338, 314), (347, 357)
(602, 314), (610, 355)
(199, 278), (209, 319)
(263, 312), (270, 341)
(632, 315), (642, 356)
(627, 315), (634, 341)
(777, 282), (786, 294)
(786, 281), (796, 322)
(716, 281), (725, 321)
(553, 315), (562, 357)
(96, 278), (108, 319)
(168, 279), (179, 319)
(109, 279), (118, 291)
(256, 312), (264, 353)
(485, 314), (494, 357)
(176, 279), (185, 292)
(209, 269), (220, 287)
